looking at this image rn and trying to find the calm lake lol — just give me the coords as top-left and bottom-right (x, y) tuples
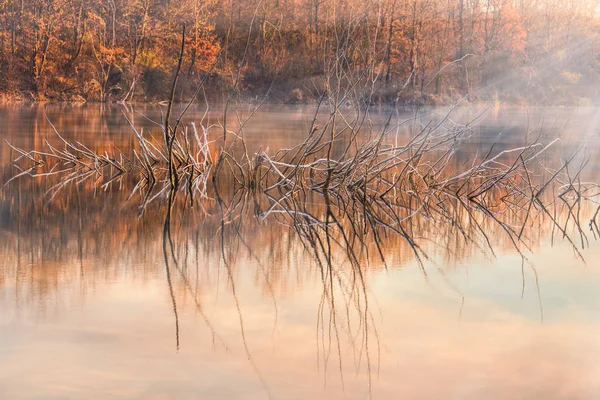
(1, 104), (600, 399)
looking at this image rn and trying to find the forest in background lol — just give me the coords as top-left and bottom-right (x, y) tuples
(1, 0), (600, 105)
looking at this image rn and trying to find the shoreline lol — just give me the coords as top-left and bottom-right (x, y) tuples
(2, 93), (597, 108)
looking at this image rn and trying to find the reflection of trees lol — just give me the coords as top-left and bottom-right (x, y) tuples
(2, 105), (600, 395)
(3, 166), (593, 300)
(2, 165), (598, 393)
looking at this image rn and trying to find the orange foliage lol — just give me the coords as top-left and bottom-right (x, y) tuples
(0, 0), (599, 103)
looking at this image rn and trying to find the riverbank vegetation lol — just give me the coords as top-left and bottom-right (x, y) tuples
(1, 0), (600, 105)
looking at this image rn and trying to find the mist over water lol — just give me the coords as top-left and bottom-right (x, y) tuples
(2, 104), (600, 399)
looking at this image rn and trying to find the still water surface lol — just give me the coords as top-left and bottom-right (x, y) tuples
(1, 104), (600, 399)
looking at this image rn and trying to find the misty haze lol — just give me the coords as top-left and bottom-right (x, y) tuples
(2, 1), (600, 399)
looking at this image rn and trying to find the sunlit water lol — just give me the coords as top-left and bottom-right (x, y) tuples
(2, 104), (600, 399)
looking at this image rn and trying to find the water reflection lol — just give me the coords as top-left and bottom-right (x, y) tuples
(1, 105), (600, 399)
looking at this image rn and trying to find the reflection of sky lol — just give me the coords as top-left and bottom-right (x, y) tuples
(1, 240), (600, 399)
(373, 240), (600, 322)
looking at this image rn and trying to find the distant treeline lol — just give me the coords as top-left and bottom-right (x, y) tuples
(1, 0), (599, 105)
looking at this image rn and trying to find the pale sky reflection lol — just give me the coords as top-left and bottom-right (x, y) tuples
(1, 241), (600, 399)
